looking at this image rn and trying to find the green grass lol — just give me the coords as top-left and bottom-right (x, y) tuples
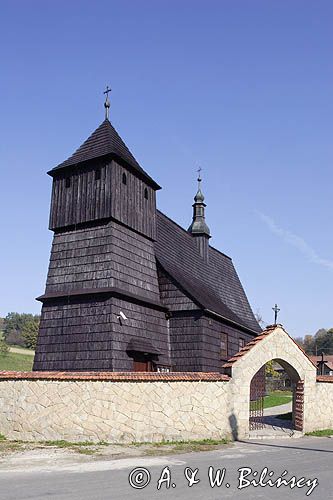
(132, 438), (228, 447)
(0, 437), (109, 456)
(39, 440), (109, 455)
(264, 391), (292, 408)
(41, 440), (108, 448)
(306, 429), (333, 437)
(132, 438), (229, 450)
(0, 352), (33, 371)
(131, 438), (229, 455)
(0, 436), (230, 458)
(250, 391), (292, 410)
(8, 345), (35, 356)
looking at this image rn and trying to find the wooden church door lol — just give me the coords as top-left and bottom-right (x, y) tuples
(133, 354), (153, 372)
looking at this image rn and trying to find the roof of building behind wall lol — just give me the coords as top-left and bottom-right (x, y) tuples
(309, 355), (333, 371)
(155, 210), (261, 334)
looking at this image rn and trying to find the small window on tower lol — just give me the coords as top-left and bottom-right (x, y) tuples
(95, 168), (101, 181)
(221, 333), (228, 359)
(65, 177), (71, 188)
(144, 187), (148, 200)
(122, 173), (127, 185)
(239, 338), (245, 350)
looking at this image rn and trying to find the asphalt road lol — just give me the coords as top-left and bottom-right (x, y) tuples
(0, 437), (332, 500)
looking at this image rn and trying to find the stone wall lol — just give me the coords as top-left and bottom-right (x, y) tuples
(1, 326), (333, 443)
(0, 372), (233, 443)
(309, 378), (333, 432)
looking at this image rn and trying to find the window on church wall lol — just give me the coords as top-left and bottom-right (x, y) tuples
(221, 333), (228, 359)
(122, 173), (127, 185)
(65, 177), (71, 188)
(238, 337), (245, 350)
(144, 187), (148, 200)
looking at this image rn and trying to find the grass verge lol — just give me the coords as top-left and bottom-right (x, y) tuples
(132, 438), (229, 455)
(41, 440), (108, 447)
(305, 429), (333, 437)
(0, 436), (229, 458)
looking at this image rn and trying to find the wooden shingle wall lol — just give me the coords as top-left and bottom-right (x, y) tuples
(110, 161), (156, 240)
(157, 266), (198, 311)
(168, 314), (255, 373)
(33, 297), (113, 371)
(109, 297), (171, 370)
(49, 160), (111, 230)
(34, 295), (171, 372)
(45, 220), (160, 302)
(200, 316), (254, 372)
(49, 160), (156, 240)
(169, 313), (203, 372)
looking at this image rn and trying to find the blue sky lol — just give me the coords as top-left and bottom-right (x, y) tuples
(0, 1), (332, 338)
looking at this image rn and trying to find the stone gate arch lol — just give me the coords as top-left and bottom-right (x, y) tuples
(224, 325), (317, 439)
(249, 357), (303, 432)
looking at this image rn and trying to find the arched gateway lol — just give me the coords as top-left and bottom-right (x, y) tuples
(249, 358), (304, 432)
(223, 324), (317, 439)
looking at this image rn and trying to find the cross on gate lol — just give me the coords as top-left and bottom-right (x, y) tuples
(272, 304), (280, 325)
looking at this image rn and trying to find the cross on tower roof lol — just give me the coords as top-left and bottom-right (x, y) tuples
(104, 85), (111, 120)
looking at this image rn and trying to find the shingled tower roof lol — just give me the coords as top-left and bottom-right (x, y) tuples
(49, 119), (160, 189)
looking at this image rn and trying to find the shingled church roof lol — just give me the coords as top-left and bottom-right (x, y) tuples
(49, 119), (160, 189)
(155, 211), (261, 334)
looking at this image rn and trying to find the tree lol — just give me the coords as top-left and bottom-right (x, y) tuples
(0, 339), (9, 356)
(303, 335), (315, 355)
(3, 312), (40, 348)
(294, 337), (304, 350)
(265, 360), (281, 378)
(315, 329), (333, 355)
(296, 328), (333, 356)
(254, 310), (265, 328)
(21, 318), (40, 350)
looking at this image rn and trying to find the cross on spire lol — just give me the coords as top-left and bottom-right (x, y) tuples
(197, 166), (202, 182)
(104, 85), (111, 120)
(197, 167), (203, 192)
(272, 304), (280, 325)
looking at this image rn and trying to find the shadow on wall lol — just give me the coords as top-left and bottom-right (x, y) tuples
(229, 413), (239, 441)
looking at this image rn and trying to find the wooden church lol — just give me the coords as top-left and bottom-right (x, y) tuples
(33, 95), (261, 373)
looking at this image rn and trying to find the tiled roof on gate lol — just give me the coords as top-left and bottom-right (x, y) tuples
(49, 119), (160, 189)
(222, 325), (276, 368)
(222, 324), (318, 370)
(155, 211), (261, 334)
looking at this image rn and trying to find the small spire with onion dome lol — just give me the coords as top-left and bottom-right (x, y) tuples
(188, 168), (211, 261)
